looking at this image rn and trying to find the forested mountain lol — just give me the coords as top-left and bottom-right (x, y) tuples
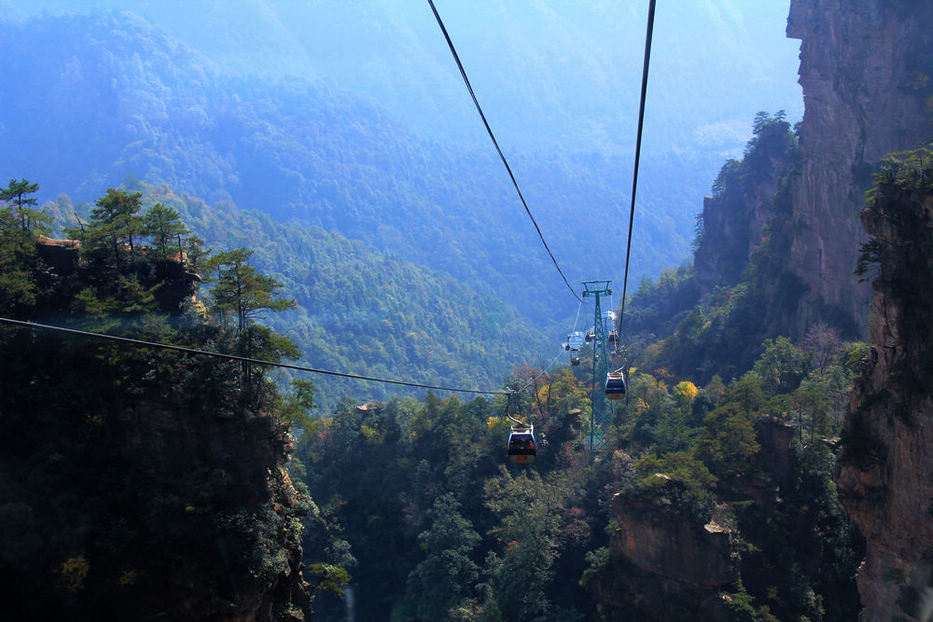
(44, 182), (544, 407)
(0, 11), (753, 330)
(5, 1), (932, 620)
(2, 1), (802, 155)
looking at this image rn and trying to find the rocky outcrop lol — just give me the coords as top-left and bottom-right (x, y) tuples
(785, 0), (933, 338)
(697, 1), (933, 342)
(694, 119), (797, 292)
(36, 236), (80, 276)
(0, 237), (311, 620)
(836, 154), (933, 621)
(592, 493), (736, 621)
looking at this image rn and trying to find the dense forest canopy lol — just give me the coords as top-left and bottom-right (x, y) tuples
(33, 180), (545, 408)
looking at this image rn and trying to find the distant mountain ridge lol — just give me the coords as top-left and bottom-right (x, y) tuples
(2, 0), (803, 154)
(1, 10), (731, 330)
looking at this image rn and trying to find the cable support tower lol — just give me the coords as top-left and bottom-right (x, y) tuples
(0, 317), (507, 397)
(427, 0), (582, 305)
(582, 280), (613, 453)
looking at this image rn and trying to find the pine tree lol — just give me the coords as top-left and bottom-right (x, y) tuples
(0, 178), (50, 234)
(81, 189), (144, 271)
(205, 248), (297, 388)
(142, 203), (188, 259)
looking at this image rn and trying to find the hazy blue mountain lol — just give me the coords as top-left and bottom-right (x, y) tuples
(1, 0), (802, 155)
(0, 12), (713, 326)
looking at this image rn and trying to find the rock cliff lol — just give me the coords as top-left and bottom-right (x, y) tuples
(784, 0), (933, 338)
(694, 115), (797, 293)
(0, 239), (312, 620)
(836, 150), (933, 622)
(696, 0), (933, 342)
(592, 494), (735, 622)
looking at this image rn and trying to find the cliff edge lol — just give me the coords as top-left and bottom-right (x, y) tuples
(837, 150), (933, 621)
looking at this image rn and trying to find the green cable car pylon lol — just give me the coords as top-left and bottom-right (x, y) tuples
(582, 280), (613, 453)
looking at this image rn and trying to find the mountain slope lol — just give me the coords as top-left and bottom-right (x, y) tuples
(1, 11), (731, 328)
(126, 182), (548, 406)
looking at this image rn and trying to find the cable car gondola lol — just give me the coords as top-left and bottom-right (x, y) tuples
(570, 352), (581, 366)
(605, 370), (626, 399)
(507, 424), (536, 464)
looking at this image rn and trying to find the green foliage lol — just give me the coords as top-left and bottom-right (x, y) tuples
(308, 562), (351, 596)
(481, 468), (568, 622)
(578, 546), (609, 589)
(0, 206), (40, 313)
(142, 202), (188, 259)
(0, 193), (315, 618)
(76, 188), (144, 270)
(129, 182), (546, 408)
(724, 578), (780, 621)
(275, 379), (320, 432)
(695, 402), (760, 479)
(752, 337), (810, 394)
(625, 265), (700, 338)
(633, 451), (718, 520)
(205, 248), (296, 334)
(295, 366), (594, 621)
(0, 178), (50, 235)
(397, 494), (481, 621)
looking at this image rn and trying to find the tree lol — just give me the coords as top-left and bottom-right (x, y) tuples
(399, 494), (481, 621)
(695, 402), (760, 478)
(0, 178), (49, 234)
(142, 203), (188, 259)
(82, 189), (144, 270)
(206, 249), (294, 335)
(481, 468), (566, 622)
(0, 205), (38, 313)
(205, 248), (297, 388)
(752, 337), (809, 394)
(800, 322), (841, 378)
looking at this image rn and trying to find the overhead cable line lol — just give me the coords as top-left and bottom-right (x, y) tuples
(0, 317), (507, 397)
(617, 0), (657, 338)
(516, 346), (571, 394)
(427, 0), (583, 305)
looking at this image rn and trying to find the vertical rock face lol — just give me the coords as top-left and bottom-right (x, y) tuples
(786, 0), (933, 338)
(593, 494), (735, 622)
(836, 157), (933, 622)
(694, 120), (797, 293)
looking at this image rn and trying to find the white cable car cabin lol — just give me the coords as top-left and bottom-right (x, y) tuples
(605, 371), (626, 399)
(507, 424), (536, 464)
